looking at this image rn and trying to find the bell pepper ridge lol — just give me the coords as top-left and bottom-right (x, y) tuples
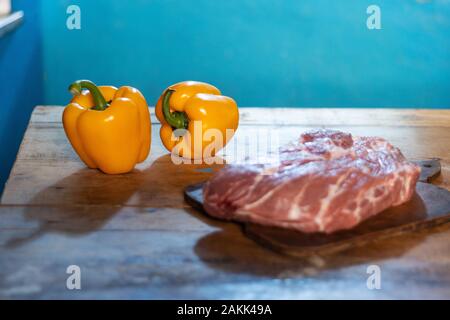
(69, 80), (109, 111)
(162, 89), (189, 130)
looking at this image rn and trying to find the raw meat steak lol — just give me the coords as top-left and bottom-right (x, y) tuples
(203, 130), (421, 234)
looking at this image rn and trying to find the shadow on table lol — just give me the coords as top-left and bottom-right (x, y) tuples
(192, 177), (450, 277)
(4, 166), (145, 248)
(15, 154), (225, 208)
(191, 190), (446, 277)
(193, 226), (436, 277)
(5, 154), (225, 248)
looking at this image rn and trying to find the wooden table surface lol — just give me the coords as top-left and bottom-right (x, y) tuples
(1, 106), (450, 299)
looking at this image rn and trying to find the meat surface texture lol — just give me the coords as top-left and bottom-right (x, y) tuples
(203, 130), (421, 234)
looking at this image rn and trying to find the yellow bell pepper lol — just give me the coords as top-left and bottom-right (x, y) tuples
(63, 80), (151, 174)
(155, 81), (239, 159)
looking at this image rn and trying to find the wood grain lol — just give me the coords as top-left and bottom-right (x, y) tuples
(0, 106), (450, 299)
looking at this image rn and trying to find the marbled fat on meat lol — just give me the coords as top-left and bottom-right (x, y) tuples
(203, 130), (421, 234)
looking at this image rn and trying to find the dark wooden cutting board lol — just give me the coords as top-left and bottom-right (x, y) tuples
(184, 159), (450, 257)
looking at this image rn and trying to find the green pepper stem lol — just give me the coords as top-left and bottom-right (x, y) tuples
(69, 80), (108, 111)
(162, 89), (189, 129)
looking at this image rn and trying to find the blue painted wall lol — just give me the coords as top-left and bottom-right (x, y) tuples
(42, 0), (450, 108)
(0, 0), (43, 193)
